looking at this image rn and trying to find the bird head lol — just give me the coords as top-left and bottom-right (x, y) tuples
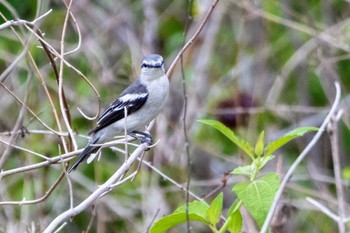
(140, 54), (165, 80)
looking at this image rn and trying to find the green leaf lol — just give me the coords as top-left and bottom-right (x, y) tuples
(227, 199), (240, 216)
(255, 131), (265, 157)
(207, 192), (223, 226)
(231, 156), (275, 178)
(265, 127), (318, 156)
(221, 200), (242, 233)
(198, 119), (254, 159)
(231, 164), (255, 177)
(232, 173), (280, 228)
(173, 200), (209, 216)
(150, 201), (209, 233)
(226, 209), (243, 233)
(257, 155), (275, 170)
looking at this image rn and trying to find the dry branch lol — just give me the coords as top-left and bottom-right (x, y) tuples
(261, 82), (342, 233)
(43, 143), (148, 233)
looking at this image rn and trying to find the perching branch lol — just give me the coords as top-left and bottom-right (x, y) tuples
(43, 143), (148, 233)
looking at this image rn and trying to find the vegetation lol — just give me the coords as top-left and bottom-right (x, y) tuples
(0, 0), (349, 232)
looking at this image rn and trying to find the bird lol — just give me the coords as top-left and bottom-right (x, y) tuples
(68, 54), (169, 173)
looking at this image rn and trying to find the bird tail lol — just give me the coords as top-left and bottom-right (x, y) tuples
(68, 137), (100, 173)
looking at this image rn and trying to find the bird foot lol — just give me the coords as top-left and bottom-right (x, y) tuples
(129, 131), (153, 150)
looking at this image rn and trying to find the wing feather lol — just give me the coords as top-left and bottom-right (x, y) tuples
(89, 79), (148, 135)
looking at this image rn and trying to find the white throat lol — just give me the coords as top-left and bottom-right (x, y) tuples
(140, 67), (166, 82)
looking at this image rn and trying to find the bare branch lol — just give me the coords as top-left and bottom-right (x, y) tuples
(140, 158), (204, 202)
(166, 0), (220, 78)
(0, 171), (65, 206)
(0, 137), (50, 161)
(306, 197), (339, 222)
(260, 82), (342, 233)
(43, 143), (149, 233)
(58, 0), (77, 151)
(0, 137), (136, 178)
(327, 110), (346, 232)
(0, 77), (30, 168)
(0, 81), (65, 136)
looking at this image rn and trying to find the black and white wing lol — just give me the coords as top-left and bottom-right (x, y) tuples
(89, 79), (148, 135)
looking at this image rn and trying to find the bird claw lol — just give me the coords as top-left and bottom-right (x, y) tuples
(129, 131), (153, 150)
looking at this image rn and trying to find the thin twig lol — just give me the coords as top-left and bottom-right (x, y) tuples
(260, 82), (342, 233)
(140, 159), (204, 202)
(0, 171), (65, 206)
(0, 138), (135, 178)
(11, 18), (101, 121)
(43, 143), (148, 233)
(166, 0), (220, 78)
(85, 205), (96, 233)
(181, 0), (194, 231)
(0, 138), (50, 160)
(327, 110), (346, 233)
(0, 12), (70, 151)
(0, 11), (65, 144)
(61, 152), (74, 210)
(0, 75), (31, 168)
(306, 197), (339, 222)
(58, 0), (76, 152)
(238, 2), (350, 52)
(0, 48), (28, 82)
(61, 2), (82, 56)
(0, 81), (65, 136)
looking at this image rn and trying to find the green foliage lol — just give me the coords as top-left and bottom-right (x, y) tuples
(338, 59), (350, 91)
(1, 1), (347, 231)
(233, 173), (280, 227)
(342, 167), (350, 181)
(265, 127), (318, 156)
(196, 120), (239, 155)
(207, 193), (223, 226)
(0, 0), (37, 23)
(308, 73), (328, 106)
(150, 120), (317, 232)
(197, 119), (254, 159)
(225, 208), (242, 233)
(149, 201), (210, 233)
(150, 193), (242, 233)
(255, 131), (265, 157)
(231, 155), (275, 178)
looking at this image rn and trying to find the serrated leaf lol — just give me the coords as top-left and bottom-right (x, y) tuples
(207, 192), (223, 225)
(265, 127), (318, 156)
(226, 209), (243, 233)
(150, 201), (209, 233)
(198, 119), (254, 159)
(232, 173), (280, 228)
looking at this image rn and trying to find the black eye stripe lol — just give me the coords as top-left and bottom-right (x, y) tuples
(141, 61), (163, 68)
